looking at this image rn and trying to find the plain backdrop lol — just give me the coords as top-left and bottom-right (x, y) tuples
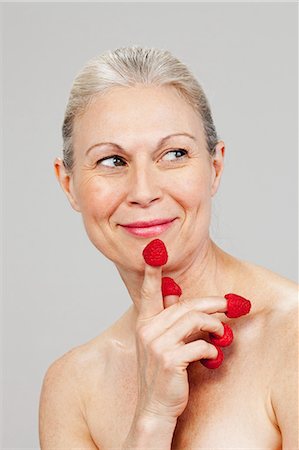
(2, 2), (298, 448)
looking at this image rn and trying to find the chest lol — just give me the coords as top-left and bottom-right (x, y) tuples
(84, 342), (281, 450)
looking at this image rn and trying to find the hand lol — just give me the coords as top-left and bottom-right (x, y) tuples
(134, 258), (228, 421)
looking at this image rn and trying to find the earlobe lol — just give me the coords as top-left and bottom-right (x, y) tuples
(53, 157), (81, 212)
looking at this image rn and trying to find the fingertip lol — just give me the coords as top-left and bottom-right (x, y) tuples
(224, 293), (252, 318)
(163, 295), (180, 308)
(200, 345), (224, 369)
(209, 323), (234, 347)
(142, 239), (168, 266)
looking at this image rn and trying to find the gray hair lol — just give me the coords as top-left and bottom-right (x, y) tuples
(62, 45), (219, 174)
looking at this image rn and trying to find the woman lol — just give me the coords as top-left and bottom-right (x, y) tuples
(39, 46), (298, 449)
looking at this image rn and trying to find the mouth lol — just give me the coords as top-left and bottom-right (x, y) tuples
(120, 218), (177, 238)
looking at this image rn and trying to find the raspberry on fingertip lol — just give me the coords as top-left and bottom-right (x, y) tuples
(142, 239), (168, 266)
(200, 346), (224, 369)
(209, 323), (234, 347)
(225, 293), (251, 318)
(162, 277), (182, 297)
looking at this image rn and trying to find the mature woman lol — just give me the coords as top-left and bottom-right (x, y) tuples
(39, 46), (298, 449)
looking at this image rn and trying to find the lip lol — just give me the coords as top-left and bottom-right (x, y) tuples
(121, 218), (175, 228)
(120, 218), (177, 238)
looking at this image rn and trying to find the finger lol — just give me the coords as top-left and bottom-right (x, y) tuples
(158, 310), (224, 347)
(139, 262), (164, 320)
(200, 346), (224, 369)
(209, 322), (234, 347)
(179, 296), (227, 314)
(161, 276), (182, 309)
(163, 295), (180, 309)
(138, 296), (227, 341)
(224, 293), (252, 318)
(173, 339), (219, 369)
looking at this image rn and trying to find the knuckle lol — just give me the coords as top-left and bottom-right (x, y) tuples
(150, 339), (162, 357)
(136, 324), (152, 343)
(140, 285), (152, 300)
(150, 341), (173, 370)
(161, 352), (175, 371)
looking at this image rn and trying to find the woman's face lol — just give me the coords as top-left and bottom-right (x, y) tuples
(55, 85), (224, 273)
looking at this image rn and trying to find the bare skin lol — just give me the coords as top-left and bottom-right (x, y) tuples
(40, 85), (298, 449)
(59, 249), (297, 450)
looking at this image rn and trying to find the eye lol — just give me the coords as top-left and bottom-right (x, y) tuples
(96, 155), (126, 168)
(162, 149), (188, 161)
(96, 149), (188, 168)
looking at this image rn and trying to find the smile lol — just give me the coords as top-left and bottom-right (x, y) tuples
(120, 219), (176, 238)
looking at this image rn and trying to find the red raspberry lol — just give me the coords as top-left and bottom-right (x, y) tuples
(142, 239), (168, 266)
(161, 277), (182, 297)
(209, 322), (234, 347)
(200, 346), (224, 369)
(225, 293), (251, 318)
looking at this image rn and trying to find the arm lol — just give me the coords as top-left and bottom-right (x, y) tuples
(39, 354), (99, 449)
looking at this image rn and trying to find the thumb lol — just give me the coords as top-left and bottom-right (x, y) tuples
(139, 262), (164, 319)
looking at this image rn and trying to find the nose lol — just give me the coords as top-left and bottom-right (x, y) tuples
(126, 165), (162, 207)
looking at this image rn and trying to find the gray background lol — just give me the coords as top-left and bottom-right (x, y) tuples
(2, 2), (298, 448)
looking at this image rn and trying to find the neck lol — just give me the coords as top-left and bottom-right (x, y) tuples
(114, 238), (241, 342)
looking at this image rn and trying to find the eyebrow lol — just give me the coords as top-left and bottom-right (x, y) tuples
(84, 132), (197, 156)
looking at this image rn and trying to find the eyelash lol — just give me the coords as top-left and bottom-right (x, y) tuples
(96, 149), (189, 168)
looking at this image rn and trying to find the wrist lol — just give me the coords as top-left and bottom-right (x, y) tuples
(137, 410), (178, 430)
(123, 411), (177, 449)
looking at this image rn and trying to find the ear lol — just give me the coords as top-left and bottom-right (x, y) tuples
(210, 141), (225, 197)
(54, 157), (81, 212)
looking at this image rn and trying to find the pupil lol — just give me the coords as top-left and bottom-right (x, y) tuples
(114, 157), (123, 166)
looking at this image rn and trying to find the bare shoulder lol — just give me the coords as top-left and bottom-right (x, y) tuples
(42, 331), (110, 395)
(40, 304), (134, 418)
(39, 333), (110, 448)
(40, 330), (112, 414)
(233, 258), (298, 352)
(239, 259), (298, 315)
(240, 263), (299, 447)
(234, 260), (298, 445)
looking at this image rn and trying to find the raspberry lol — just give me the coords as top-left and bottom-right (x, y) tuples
(209, 323), (234, 347)
(225, 293), (251, 318)
(200, 346), (224, 369)
(161, 277), (182, 297)
(142, 239), (168, 266)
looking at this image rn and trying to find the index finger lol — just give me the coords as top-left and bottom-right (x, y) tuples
(175, 294), (251, 318)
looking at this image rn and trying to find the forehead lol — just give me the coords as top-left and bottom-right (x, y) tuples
(73, 85), (204, 153)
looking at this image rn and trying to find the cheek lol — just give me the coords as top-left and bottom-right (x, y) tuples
(169, 167), (211, 209)
(75, 175), (122, 219)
